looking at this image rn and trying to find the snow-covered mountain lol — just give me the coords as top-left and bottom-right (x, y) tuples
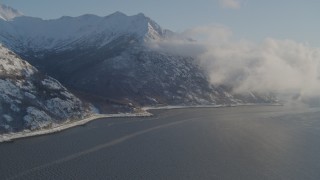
(0, 11), (169, 53)
(0, 4), (22, 21)
(0, 6), (277, 108)
(0, 44), (93, 134)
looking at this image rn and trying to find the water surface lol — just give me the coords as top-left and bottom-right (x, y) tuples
(1, 106), (320, 180)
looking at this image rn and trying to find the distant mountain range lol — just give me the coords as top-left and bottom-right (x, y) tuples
(0, 4), (277, 133)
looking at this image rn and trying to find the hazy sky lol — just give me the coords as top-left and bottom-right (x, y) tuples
(1, 0), (319, 46)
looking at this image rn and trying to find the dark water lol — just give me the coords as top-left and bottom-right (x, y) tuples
(1, 106), (320, 180)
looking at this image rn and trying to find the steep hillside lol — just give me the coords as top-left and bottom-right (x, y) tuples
(0, 44), (92, 134)
(0, 9), (277, 107)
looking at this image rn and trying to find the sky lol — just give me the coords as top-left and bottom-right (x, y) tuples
(1, 0), (320, 46)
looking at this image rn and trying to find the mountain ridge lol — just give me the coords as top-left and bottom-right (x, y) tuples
(0, 7), (277, 109)
(0, 10), (167, 54)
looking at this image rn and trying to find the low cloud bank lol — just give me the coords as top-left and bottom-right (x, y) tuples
(148, 26), (320, 105)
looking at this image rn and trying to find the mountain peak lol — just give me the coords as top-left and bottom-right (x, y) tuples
(0, 10), (166, 51)
(136, 12), (146, 17)
(0, 4), (23, 21)
(106, 11), (127, 18)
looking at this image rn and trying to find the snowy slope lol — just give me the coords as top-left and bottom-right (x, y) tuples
(0, 4), (22, 21)
(0, 44), (93, 134)
(0, 7), (277, 107)
(0, 11), (166, 53)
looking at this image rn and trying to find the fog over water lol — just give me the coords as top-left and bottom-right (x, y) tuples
(148, 25), (320, 105)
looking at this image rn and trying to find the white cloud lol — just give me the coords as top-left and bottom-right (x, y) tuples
(147, 25), (232, 57)
(148, 25), (320, 104)
(182, 25), (233, 43)
(200, 38), (320, 95)
(219, 0), (241, 9)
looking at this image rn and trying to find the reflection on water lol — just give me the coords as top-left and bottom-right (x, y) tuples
(1, 106), (320, 180)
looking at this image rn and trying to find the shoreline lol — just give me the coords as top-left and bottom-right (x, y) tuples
(0, 103), (281, 143)
(0, 112), (152, 143)
(142, 103), (282, 111)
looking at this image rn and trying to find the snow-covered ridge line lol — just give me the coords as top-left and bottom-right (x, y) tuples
(0, 112), (152, 143)
(0, 10), (165, 52)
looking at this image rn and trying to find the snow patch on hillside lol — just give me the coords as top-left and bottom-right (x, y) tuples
(0, 4), (23, 21)
(0, 44), (36, 77)
(24, 107), (52, 130)
(0, 45), (93, 134)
